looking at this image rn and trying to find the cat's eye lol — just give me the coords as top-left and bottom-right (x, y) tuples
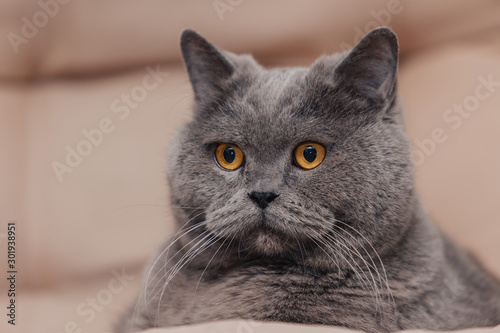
(215, 143), (244, 170)
(294, 142), (326, 170)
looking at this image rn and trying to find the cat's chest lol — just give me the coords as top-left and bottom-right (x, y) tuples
(178, 265), (393, 329)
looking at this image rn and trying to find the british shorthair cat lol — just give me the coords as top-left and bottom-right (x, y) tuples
(115, 28), (500, 333)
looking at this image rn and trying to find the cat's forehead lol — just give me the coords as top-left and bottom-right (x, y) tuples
(246, 67), (307, 103)
(194, 67), (334, 154)
(235, 67), (310, 122)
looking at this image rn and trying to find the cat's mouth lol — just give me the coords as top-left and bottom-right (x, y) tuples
(252, 212), (285, 235)
(235, 213), (297, 256)
(206, 202), (326, 257)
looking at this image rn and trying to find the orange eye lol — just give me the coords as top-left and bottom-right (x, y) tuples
(215, 144), (244, 170)
(294, 142), (326, 170)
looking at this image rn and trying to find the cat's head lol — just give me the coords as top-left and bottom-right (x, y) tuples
(168, 28), (415, 264)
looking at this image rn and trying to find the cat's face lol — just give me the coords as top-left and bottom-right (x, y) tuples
(169, 28), (415, 262)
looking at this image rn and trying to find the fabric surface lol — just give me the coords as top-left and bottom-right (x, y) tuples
(145, 322), (500, 333)
(1, 1), (500, 333)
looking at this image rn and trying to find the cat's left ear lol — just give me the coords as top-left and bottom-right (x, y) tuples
(334, 27), (398, 104)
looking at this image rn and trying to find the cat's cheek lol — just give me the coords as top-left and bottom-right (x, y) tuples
(209, 167), (247, 193)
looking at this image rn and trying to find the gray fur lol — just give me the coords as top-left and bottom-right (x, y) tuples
(115, 28), (500, 333)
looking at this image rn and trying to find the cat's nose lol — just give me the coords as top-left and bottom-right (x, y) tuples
(248, 191), (279, 209)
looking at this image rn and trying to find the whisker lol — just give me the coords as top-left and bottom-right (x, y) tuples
(333, 219), (395, 310)
(147, 229), (213, 304)
(152, 233), (219, 325)
(143, 216), (207, 303)
(151, 223), (229, 304)
(140, 228), (211, 325)
(191, 237), (228, 305)
(216, 232), (236, 273)
(323, 232), (381, 310)
(133, 215), (207, 326)
(309, 236), (371, 292)
(292, 234), (307, 272)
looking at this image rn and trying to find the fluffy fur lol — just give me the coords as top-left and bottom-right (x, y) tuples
(115, 28), (500, 333)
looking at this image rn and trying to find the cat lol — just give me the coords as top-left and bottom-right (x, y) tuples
(115, 27), (500, 333)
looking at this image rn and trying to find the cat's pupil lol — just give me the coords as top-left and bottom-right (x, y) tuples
(223, 147), (236, 163)
(303, 146), (317, 163)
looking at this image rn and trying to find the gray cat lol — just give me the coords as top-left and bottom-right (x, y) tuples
(115, 28), (500, 333)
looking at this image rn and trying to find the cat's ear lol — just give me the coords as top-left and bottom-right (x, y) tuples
(334, 27), (398, 103)
(180, 29), (234, 100)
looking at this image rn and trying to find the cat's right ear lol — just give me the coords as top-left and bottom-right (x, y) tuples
(180, 30), (234, 101)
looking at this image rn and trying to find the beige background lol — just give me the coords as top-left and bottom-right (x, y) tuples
(0, 1), (499, 332)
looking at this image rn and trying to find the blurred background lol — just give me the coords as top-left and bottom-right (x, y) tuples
(1, 1), (500, 332)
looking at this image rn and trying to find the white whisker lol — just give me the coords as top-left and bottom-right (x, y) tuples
(133, 215), (207, 325)
(333, 219), (395, 310)
(323, 232), (381, 310)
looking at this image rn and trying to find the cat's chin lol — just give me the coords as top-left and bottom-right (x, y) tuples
(252, 226), (289, 256)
